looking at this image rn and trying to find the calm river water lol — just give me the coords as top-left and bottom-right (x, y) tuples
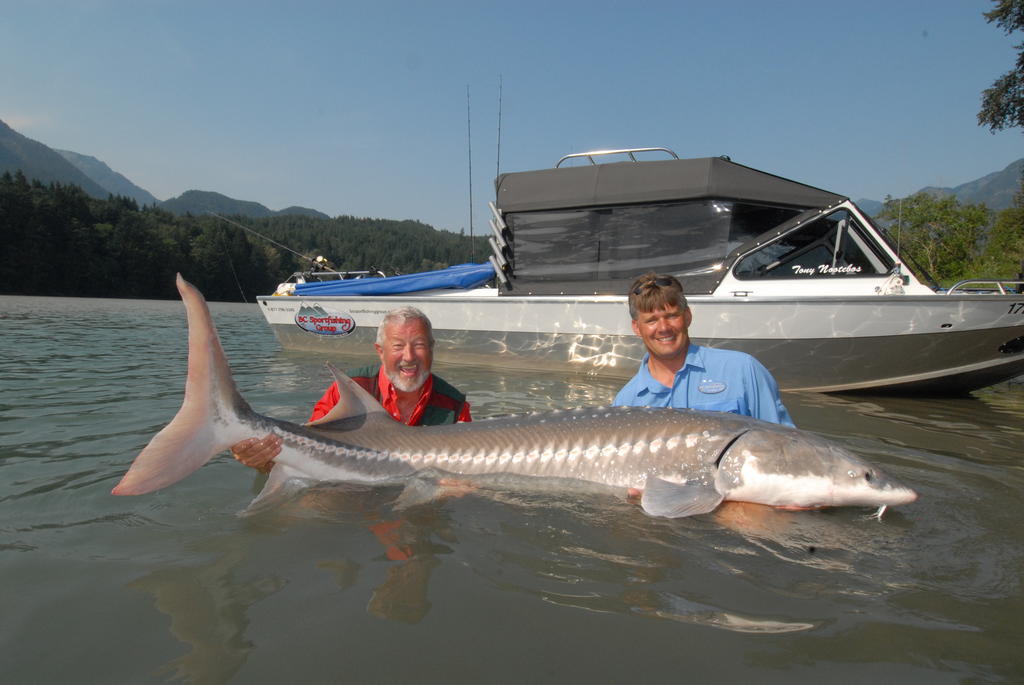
(2, 294), (1023, 684)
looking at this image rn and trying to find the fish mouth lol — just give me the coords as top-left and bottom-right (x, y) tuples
(860, 466), (918, 506)
(877, 483), (918, 506)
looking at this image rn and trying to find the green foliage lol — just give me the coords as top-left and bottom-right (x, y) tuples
(976, 184), (1024, 277)
(245, 213), (477, 276)
(979, 0), (1024, 132)
(0, 172), (477, 301)
(876, 192), (992, 284)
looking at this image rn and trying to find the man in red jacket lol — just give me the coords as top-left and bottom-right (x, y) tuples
(231, 305), (471, 472)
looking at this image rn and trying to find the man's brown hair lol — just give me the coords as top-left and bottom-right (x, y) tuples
(627, 272), (688, 320)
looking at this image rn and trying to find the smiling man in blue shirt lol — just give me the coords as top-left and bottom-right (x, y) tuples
(614, 272), (794, 427)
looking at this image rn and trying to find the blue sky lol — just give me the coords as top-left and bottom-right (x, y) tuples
(2, 0), (1021, 234)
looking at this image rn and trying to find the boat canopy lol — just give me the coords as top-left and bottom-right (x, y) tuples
(490, 154), (851, 296)
(292, 262), (495, 296)
(495, 157), (845, 213)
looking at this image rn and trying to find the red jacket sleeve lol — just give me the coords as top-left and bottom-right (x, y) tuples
(457, 401), (472, 423)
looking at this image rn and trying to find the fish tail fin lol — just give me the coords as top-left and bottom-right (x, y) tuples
(112, 274), (254, 495)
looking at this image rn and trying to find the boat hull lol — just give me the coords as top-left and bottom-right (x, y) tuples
(257, 292), (1024, 394)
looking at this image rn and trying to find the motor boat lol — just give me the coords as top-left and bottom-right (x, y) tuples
(257, 148), (1024, 394)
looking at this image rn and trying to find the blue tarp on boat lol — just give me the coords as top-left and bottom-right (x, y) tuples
(292, 262), (495, 296)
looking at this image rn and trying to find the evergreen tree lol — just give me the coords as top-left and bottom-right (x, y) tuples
(0, 181), (476, 300)
(979, 0), (1024, 131)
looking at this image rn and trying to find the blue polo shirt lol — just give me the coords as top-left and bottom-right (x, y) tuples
(614, 344), (794, 427)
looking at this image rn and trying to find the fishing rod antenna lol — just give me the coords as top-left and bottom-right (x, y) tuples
(207, 212), (324, 266)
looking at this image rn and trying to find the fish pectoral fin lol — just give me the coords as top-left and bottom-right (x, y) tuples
(640, 477), (724, 518)
(241, 464), (310, 516)
(393, 470), (475, 511)
(393, 477), (444, 511)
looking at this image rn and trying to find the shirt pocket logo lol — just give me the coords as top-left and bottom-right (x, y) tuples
(697, 380), (727, 394)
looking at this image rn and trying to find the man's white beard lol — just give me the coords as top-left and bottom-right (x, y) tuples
(388, 366), (428, 393)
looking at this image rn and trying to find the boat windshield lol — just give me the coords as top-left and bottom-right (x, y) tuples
(732, 209), (895, 280)
(505, 200), (802, 294)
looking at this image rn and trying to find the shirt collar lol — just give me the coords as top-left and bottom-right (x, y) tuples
(638, 344), (705, 394)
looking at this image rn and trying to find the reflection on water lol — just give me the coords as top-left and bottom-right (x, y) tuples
(630, 593), (819, 634)
(2, 295), (1024, 683)
(789, 383), (1024, 467)
(113, 475), (939, 681)
(127, 542), (284, 683)
(122, 483), (461, 682)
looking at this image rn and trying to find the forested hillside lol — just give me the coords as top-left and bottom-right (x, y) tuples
(0, 171), (477, 302)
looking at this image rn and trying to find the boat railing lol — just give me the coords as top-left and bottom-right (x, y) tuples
(287, 269), (387, 284)
(944, 278), (1024, 295)
(555, 147), (679, 167)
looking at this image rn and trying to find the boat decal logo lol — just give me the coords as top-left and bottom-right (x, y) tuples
(698, 380), (727, 394)
(294, 304), (356, 336)
(791, 263), (863, 276)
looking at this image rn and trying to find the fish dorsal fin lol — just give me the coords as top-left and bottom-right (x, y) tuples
(640, 476), (724, 518)
(306, 363), (389, 426)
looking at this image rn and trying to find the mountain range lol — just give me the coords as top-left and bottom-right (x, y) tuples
(0, 119), (328, 220)
(854, 158), (1023, 215)
(0, 119), (111, 199)
(53, 148), (160, 206)
(1, 117), (1019, 219)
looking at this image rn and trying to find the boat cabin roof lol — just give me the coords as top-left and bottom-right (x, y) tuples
(495, 156), (846, 213)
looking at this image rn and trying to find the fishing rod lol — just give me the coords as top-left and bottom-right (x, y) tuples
(496, 74), (502, 182)
(467, 84), (475, 261)
(207, 212), (334, 270)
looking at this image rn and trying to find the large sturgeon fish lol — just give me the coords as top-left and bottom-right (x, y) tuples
(112, 275), (918, 518)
